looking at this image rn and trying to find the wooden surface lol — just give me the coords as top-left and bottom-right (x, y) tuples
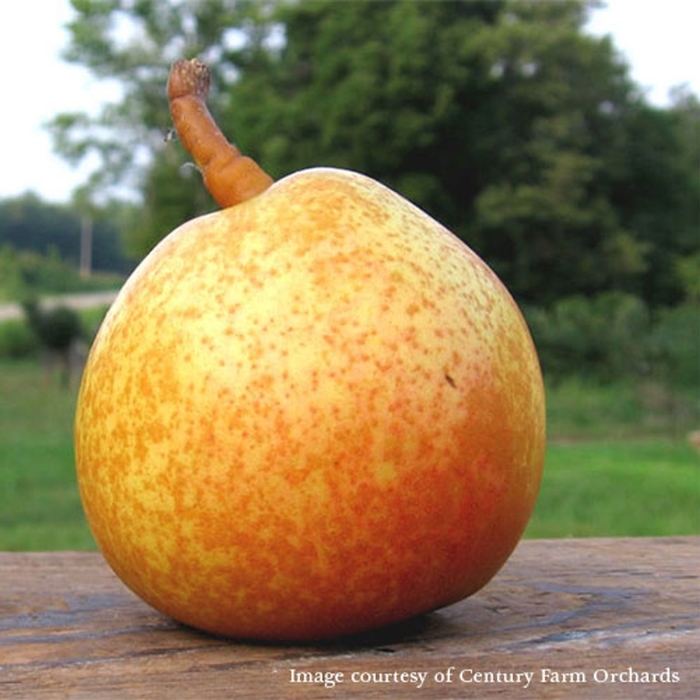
(0, 538), (697, 699)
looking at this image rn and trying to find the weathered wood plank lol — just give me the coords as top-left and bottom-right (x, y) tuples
(0, 538), (697, 698)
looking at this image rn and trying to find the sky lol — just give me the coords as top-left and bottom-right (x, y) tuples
(0, 0), (698, 205)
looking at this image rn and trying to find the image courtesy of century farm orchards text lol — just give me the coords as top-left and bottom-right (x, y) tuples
(74, 59), (546, 642)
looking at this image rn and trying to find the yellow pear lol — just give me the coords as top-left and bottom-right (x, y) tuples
(75, 59), (546, 641)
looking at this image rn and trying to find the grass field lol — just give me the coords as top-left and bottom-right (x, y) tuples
(0, 361), (94, 550)
(0, 359), (698, 550)
(525, 440), (699, 537)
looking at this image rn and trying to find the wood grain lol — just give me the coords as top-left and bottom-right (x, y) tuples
(0, 537), (697, 699)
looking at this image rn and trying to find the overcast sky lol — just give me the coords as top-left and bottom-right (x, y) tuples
(0, 0), (698, 204)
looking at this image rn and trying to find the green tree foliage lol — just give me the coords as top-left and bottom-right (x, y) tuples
(523, 292), (652, 381)
(52, 0), (698, 312)
(649, 302), (700, 390)
(50, 0), (274, 251)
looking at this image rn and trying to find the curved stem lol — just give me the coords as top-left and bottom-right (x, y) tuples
(167, 59), (274, 208)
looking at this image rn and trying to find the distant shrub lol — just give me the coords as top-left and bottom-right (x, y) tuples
(0, 320), (38, 359)
(523, 292), (651, 383)
(648, 302), (700, 390)
(0, 304), (110, 360)
(523, 293), (698, 395)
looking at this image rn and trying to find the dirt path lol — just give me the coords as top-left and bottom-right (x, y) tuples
(0, 290), (120, 321)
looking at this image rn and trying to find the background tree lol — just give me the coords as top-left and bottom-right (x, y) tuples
(52, 0), (698, 313)
(50, 0), (277, 252)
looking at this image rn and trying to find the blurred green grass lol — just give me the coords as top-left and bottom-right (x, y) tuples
(0, 359), (698, 550)
(0, 360), (95, 549)
(526, 440), (699, 538)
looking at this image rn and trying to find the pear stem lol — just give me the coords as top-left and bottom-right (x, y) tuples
(167, 59), (274, 208)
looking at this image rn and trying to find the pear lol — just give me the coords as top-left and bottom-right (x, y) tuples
(75, 59), (545, 641)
